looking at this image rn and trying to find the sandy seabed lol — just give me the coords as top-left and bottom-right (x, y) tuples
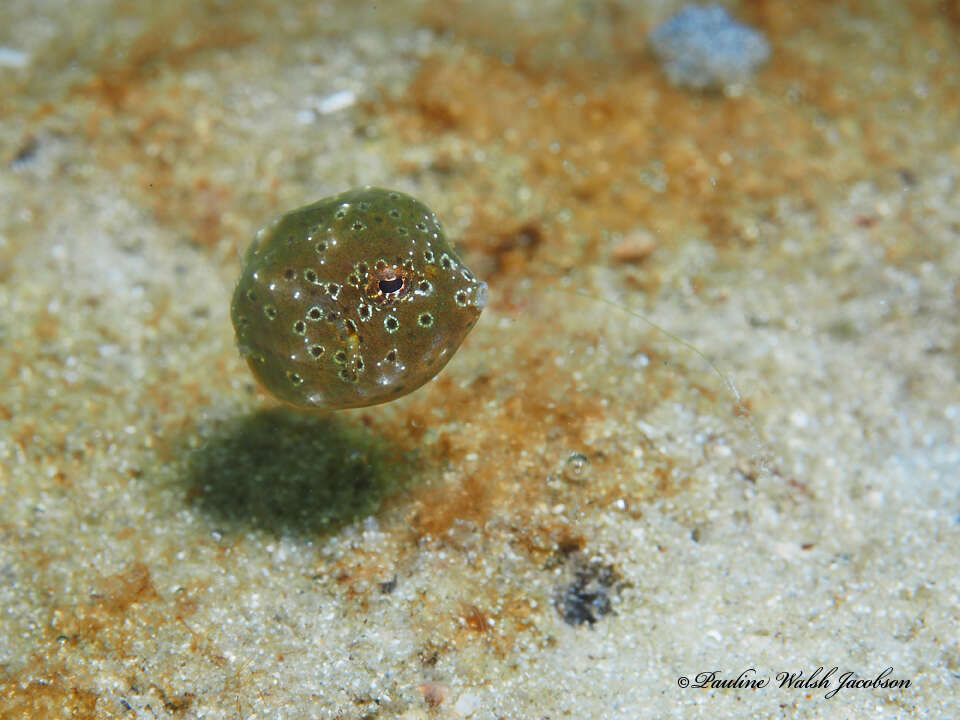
(1, 1), (958, 718)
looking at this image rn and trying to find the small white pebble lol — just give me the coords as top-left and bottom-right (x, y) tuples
(453, 692), (481, 717)
(790, 409), (810, 428)
(0, 47), (29, 68)
(316, 89), (357, 114)
(773, 541), (801, 560)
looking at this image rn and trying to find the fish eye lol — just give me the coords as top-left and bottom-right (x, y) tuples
(379, 277), (404, 294)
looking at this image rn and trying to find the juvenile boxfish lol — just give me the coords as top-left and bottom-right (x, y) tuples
(231, 187), (488, 409)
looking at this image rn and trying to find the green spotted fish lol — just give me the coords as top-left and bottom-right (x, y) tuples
(231, 187), (488, 410)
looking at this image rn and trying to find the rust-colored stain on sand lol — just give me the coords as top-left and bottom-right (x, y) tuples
(380, 0), (960, 281)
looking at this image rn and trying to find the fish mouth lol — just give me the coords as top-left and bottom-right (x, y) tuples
(474, 281), (489, 311)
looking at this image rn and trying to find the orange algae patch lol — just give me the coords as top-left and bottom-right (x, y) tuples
(0, 680), (99, 720)
(392, 50), (829, 247)
(395, 360), (609, 541)
(369, 303), (688, 545)
(0, 563), (196, 718)
(50, 3), (260, 257)
(379, 0), (960, 281)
